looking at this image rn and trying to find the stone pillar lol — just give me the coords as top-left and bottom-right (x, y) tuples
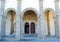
(40, 14), (46, 39)
(0, 0), (5, 40)
(5, 16), (11, 35)
(15, 15), (21, 40)
(55, 0), (60, 38)
(38, 0), (46, 39)
(15, 0), (21, 40)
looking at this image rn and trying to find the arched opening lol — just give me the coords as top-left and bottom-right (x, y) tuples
(25, 22), (29, 34)
(23, 10), (37, 21)
(6, 10), (16, 35)
(31, 22), (35, 34)
(23, 10), (37, 34)
(44, 10), (55, 36)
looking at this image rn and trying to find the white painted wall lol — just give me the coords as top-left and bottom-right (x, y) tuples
(21, 0), (39, 12)
(5, 0), (55, 11)
(43, 0), (55, 10)
(5, 0), (17, 10)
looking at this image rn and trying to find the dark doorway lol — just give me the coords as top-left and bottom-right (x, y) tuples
(25, 22), (29, 34)
(31, 22), (35, 34)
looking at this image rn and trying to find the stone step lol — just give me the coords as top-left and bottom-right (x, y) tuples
(22, 34), (38, 37)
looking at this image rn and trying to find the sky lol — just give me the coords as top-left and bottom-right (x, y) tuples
(4, 0), (59, 11)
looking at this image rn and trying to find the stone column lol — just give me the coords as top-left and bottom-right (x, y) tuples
(0, 0), (5, 40)
(55, 0), (60, 38)
(15, 15), (21, 40)
(5, 16), (11, 35)
(15, 0), (21, 40)
(38, 0), (46, 39)
(40, 14), (46, 39)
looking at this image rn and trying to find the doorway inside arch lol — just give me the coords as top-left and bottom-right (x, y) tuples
(23, 10), (38, 34)
(6, 10), (16, 35)
(25, 22), (29, 34)
(31, 22), (35, 34)
(44, 10), (55, 36)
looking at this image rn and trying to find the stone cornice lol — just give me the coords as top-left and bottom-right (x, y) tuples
(55, 0), (59, 2)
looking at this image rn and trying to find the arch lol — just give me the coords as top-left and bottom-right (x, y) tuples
(21, 8), (39, 17)
(5, 9), (16, 35)
(23, 10), (38, 21)
(25, 22), (29, 34)
(43, 8), (55, 15)
(22, 8), (38, 34)
(5, 8), (17, 17)
(31, 22), (35, 34)
(44, 8), (55, 36)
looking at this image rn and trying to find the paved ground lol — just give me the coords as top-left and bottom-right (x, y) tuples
(0, 40), (60, 42)
(0, 37), (60, 42)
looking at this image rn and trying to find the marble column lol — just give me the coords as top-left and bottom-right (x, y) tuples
(15, 0), (21, 40)
(0, 0), (5, 40)
(55, 0), (60, 38)
(38, 0), (46, 39)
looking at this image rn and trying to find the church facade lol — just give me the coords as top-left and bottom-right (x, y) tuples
(0, 0), (60, 40)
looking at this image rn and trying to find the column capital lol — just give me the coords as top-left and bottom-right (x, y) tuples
(39, 0), (43, 1)
(16, 14), (20, 16)
(55, 0), (59, 2)
(17, 0), (21, 2)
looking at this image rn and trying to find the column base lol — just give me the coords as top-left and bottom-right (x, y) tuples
(0, 38), (6, 41)
(15, 36), (21, 40)
(38, 35), (46, 40)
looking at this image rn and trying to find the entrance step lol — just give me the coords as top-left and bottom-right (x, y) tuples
(23, 34), (37, 37)
(21, 34), (38, 40)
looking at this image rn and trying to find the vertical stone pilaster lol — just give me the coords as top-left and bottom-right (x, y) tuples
(56, 15), (60, 38)
(58, 15), (60, 38)
(40, 14), (46, 39)
(5, 16), (11, 35)
(38, 0), (46, 39)
(15, 0), (21, 40)
(0, 0), (5, 40)
(55, 0), (60, 38)
(15, 15), (21, 40)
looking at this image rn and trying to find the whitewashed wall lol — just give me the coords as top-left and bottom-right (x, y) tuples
(43, 0), (55, 10)
(5, 0), (17, 10)
(21, 0), (39, 12)
(4, 0), (55, 12)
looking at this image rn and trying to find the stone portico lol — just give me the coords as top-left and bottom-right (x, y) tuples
(0, 0), (60, 40)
